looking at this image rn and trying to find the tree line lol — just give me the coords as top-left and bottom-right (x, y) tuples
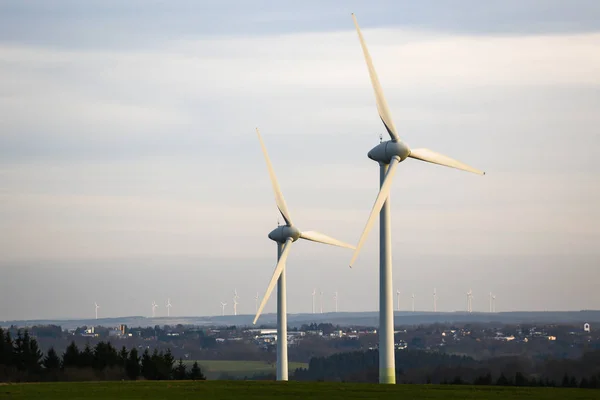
(292, 348), (600, 388)
(0, 328), (205, 382)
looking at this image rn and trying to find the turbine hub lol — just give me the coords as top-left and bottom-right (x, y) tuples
(367, 140), (410, 164)
(268, 225), (300, 243)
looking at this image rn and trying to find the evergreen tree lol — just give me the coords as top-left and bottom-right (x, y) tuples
(162, 348), (175, 380)
(0, 328), (13, 367)
(515, 371), (528, 386)
(79, 344), (94, 369)
(173, 358), (187, 380)
(141, 349), (154, 380)
(43, 347), (61, 370)
(189, 361), (206, 380)
(118, 346), (128, 369)
(125, 348), (140, 380)
(62, 341), (80, 369)
(26, 334), (43, 373)
(496, 373), (509, 386)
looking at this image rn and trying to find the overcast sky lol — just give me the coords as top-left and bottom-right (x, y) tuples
(1, 0), (599, 321)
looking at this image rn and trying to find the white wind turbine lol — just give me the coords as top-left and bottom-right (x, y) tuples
(433, 288), (437, 312)
(166, 298), (172, 317)
(220, 302), (227, 316)
(151, 301), (158, 318)
(348, 14), (485, 384)
(252, 128), (355, 381)
(311, 289), (317, 314)
(233, 289), (239, 316)
(396, 290), (400, 311)
(94, 302), (100, 320)
(466, 289), (473, 313)
(492, 294), (497, 312)
(411, 293), (415, 312)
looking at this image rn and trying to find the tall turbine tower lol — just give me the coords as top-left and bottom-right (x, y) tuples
(151, 301), (158, 318)
(396, 290), (400, 311)
(94, 302), (100, 320)
(348, 14), (485, 384)
(233, 289), (239, 316)
(411, 293), (415, 312)
(252, 128), (355, 381)
(312, 289), (317, 314)
(492, 294), (497, 312)
(433, 288), (437, 312)
(220, 302), (227, 316)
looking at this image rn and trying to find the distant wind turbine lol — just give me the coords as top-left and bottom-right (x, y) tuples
(220, 302), (227, 316)
(94, 302), (100, 320)
(411, 293), (415, 312)
(166, 298), (172, 317)
(233, 289), (239, 316)
(433, 288), (437, 312)
(151, 301), (158, 318)
(396, 289), (400, 312)
(312, 289), (317, 314)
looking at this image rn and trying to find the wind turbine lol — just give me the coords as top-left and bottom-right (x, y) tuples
(252, 128), (355, 381)
(233, 289), (239, 316)
(311, 289), (317, 314)
(151, 301), (158, 318)
(492, 294), (497, 312)
(166, 298), (173, 317)
(433, 288), (437, 312)
(94, 302), (100, 320)
(411, 293), (415, 312)
(467, 289), (473, 313)
(348, 14), (485, 384)
(396, 290), (400, 311)
(333, 291), (338, 313)
(220, 302), (227, 316)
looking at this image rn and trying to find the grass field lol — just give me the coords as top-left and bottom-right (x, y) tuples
(183, 360), (308, 379)
(1, 381), (598, 400)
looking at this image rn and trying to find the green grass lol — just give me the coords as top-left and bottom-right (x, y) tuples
(0, 381), (598, 400)
(183, 360), (307, 379)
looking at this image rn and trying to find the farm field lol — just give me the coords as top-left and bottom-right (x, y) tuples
(183, 359), (308, 379)
(0, 381), (598, 400)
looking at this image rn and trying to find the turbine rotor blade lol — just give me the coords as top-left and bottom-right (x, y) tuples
(408, 148), (485, 175)
(352, 13), (400, 142)
(253, 238), (294, 324)
(349, 156), (401, 268)
(300, 231), (355, 250)
(255, 128), (294, 225)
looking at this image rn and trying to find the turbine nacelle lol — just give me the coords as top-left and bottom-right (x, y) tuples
(268, 225), (300, 243)
(367, 140), (411, 164)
